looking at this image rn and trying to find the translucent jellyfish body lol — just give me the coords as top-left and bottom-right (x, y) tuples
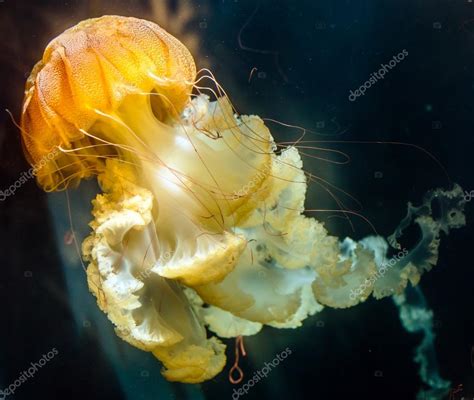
(20, 16), (466, 383)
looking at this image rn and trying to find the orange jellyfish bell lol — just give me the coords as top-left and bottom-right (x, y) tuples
(21, 15), (196, 190)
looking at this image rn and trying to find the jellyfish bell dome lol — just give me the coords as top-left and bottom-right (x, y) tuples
(21, 15), (196, 190)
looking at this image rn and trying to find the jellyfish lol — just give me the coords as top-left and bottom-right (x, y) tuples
(19, 15), (466, 383)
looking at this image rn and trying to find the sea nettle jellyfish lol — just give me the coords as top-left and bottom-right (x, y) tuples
(20, 15), (466, 383)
